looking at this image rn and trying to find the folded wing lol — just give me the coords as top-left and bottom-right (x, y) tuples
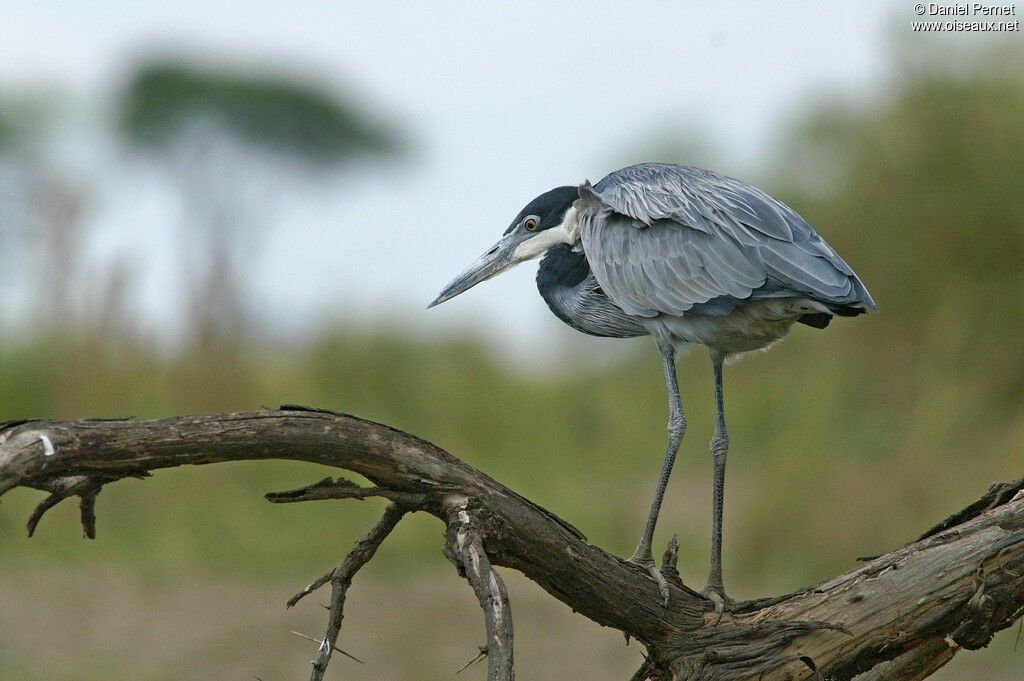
(577, 163), (874, 318)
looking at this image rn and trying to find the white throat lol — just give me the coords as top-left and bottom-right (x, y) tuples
(511, 207), (581, 262)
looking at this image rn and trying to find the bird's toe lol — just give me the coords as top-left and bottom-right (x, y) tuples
(700, 584), (735, 625)
(626, 554), (672, 607)
(649, 565), (671, 607)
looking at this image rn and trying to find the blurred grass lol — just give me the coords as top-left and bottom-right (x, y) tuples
(0, 314), (1021, 593)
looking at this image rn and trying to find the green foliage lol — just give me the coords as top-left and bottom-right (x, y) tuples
(773, 42), (1024, 425)
(783, 59), (1024, 310)
(118, 62), (399, 164)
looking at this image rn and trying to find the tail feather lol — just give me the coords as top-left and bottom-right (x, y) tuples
(798, 303), (870, 329)
(828, 304), (869, 317)
(797, 313), (832, 329)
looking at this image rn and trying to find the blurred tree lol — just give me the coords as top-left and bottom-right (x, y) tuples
(117, 61), (402, 347)
(774, 40), (1024, 406)
(0, 109), (17, 148)
(0, 97), (87, 331)
(120, 63), (396, 164)
(0, 107), (23, 253)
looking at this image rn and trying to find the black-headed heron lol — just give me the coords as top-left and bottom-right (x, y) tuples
(430, 163), (874, 612)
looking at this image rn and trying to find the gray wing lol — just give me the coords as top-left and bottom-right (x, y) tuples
(577, 163), (874, 318)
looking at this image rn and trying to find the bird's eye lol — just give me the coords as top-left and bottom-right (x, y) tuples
(524, 217), (539, 232)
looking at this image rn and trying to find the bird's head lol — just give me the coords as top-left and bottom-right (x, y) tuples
(428, 185), (579, 308)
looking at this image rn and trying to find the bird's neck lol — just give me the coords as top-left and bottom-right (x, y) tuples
(536, 244), (646, 339)
(540, 241), (589, 288)
(536, 244), (591, 305)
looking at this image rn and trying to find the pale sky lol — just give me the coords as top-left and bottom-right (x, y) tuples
(1, 1), (902, 352)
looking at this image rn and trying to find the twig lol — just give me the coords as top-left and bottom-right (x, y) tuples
(280, 476), (426, 609)
(288, 567), (335, 609)
(79, 492), (98, 539)
(26, 492), (64, 537)
(308, 502), (407, 681)
(266, 476), (427, 507)
(25, 475), (105, 538)
(445, 497), (514, 681)
(660, 534), (683, 589)
(267, 476), (379, 502)
(917, 475), (1024, 541)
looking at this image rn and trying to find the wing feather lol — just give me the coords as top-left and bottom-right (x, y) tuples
(577, 164), (875, 317)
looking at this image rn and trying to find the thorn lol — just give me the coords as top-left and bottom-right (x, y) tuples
(289, 630), (364, 664)
(455, 646), (487, 674)
(337, 649), (365, 665)
(623, 631), (631, 646)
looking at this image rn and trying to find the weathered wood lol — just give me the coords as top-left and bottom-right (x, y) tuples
(1, 407), (1021, 680)
(445, 495), (515, 681)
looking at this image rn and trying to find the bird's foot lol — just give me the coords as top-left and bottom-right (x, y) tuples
(700, 582), (735, 626)
(627, 553), (671, 607)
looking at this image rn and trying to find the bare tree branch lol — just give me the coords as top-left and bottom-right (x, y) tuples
(445, 495), (515, 681)
(308, 501), (407, 681)
(1, 408), (1022, 680)
(24, 474), (109, 538)
(265, 475), (427, 507)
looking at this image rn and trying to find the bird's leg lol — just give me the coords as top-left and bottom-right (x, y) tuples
(702, 351), (733, 620)
(628, 342), (686, 606)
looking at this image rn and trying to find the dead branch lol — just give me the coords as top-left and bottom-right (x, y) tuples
(445, 495), (515, 681)
(309, 501), (407, 681)
(0, 408), (1021, 681)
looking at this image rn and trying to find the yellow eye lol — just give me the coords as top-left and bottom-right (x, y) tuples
(524, 217), (539, 231)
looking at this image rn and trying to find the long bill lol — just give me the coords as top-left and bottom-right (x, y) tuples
(427, 233), (519, 308)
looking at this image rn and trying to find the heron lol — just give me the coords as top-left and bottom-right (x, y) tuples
(428, 163), (874, 610)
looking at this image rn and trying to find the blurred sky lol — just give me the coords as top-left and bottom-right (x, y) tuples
(1, 1), (901, 350)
